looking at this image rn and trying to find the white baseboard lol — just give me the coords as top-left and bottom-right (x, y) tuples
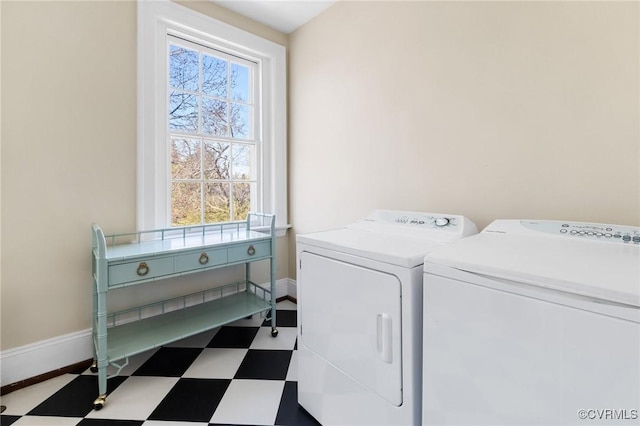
(256, 277), (294, 300)
(0, 329), (93, 387)
(287, 278), (297, 300)
(1, 278), (297, 388)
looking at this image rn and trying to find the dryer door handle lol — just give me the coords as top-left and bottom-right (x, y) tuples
(376, 313), (393, 363)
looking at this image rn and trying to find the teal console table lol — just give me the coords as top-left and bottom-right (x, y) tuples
(91, 213), (277, 410)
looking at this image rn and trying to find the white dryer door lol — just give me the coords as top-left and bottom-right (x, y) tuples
(299, 251), (403, 406)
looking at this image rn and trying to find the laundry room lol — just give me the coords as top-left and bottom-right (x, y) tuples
(1, 0), (638, 425)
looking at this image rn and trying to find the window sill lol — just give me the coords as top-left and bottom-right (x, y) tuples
(275, 224), (291, 238)
(252, 224), (290, 238)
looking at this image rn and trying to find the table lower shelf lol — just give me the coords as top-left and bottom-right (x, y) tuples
(102, 291), (272, 362)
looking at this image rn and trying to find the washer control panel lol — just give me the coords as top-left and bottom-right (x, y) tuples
(520, 220), (640, 245)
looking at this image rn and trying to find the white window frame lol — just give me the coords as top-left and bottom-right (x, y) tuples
(137, 0), (287, 234)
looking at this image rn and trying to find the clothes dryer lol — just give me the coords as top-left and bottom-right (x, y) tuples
(296, 210), (478, 426)
(423, 219), (640, 425)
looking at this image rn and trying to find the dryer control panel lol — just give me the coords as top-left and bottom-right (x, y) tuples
(391, 212), (458, 228)
(349, 210), (478, 241)
(517, 220), (640, 245)
(363, 210), (463, 229)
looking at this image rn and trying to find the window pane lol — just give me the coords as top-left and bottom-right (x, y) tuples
(171, 138), (201, 179)
(169, 45), (199, 91)
(202, 98), (228, 136)
(231, 144), (255, 180)
(202, 54), (227, 98)
(204, 183), (230, 223)
(230, 103), (251, 139)
(231, 63), (250, 102)
(169, 91), (198, 133)
(232, 182), (253, 221)
(203, 141), (230, 180)
(172, 182), (202, 226)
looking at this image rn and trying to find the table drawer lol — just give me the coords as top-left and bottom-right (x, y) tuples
(175, 248), (228, 273)
(228, 241), (271, 263)
(108, 257), (174, 286)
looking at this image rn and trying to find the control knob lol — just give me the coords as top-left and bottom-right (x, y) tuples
(435, 218), (450, 227)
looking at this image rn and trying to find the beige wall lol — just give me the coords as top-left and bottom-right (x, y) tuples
(288, 1), (640, 277)
(1, 0), (288, 353)
(2, 0), (138, 351)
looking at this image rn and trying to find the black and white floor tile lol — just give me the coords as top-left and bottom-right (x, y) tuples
(1, 301), (320, 426)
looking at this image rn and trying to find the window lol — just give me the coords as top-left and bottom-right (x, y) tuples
(138, 0), (287, 232)
(168, 37), (258, 225)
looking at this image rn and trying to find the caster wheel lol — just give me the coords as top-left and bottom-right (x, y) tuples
(90, 366), (98, 373)
(271, 328), (278, 337)
(93, 395), (106, 410)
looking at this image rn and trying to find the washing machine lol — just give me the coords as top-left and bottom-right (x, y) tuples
(422, 219), (640, 425)
(296, 210), (478, 426)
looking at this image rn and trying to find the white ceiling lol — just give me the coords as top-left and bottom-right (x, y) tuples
(212, 0), (337, 34)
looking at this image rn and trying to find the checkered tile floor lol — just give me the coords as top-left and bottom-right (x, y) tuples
(1, 301), (320, 426)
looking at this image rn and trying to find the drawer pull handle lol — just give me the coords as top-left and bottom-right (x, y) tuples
(136, 262), (149, 276)
(199, 252), (209, 265)
(247, 245), (256, 256)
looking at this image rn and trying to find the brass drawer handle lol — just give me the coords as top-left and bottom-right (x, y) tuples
(199, 252), (209, 265)
(136, 262), (149, 276)
(247, 245), (256, 256)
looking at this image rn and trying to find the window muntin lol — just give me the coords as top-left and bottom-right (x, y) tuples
(168, 36), (258, 226)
